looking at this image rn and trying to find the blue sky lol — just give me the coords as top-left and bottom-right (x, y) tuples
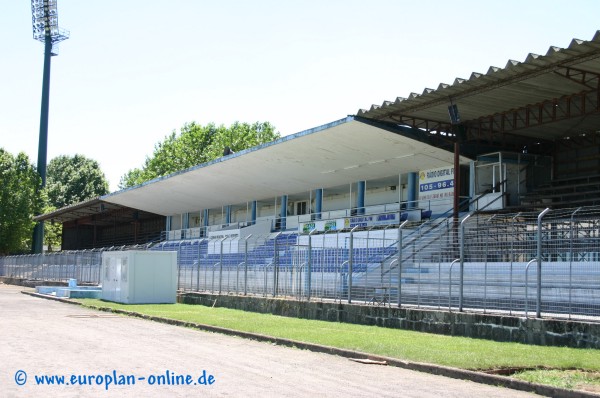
(1, 1), (599, 191)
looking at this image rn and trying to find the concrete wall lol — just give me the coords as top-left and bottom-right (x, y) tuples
(179, 292), (600, 349)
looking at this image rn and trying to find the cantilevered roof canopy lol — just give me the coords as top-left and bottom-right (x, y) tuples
(102, 117), (469, 216)
(358, 31), (600, 143)
(35, 198), (117, 223)
(33, 197), (158, 224)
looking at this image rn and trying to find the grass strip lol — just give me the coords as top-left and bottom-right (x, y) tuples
(515, 369), (600, 393)
(77, 299), (600, 373)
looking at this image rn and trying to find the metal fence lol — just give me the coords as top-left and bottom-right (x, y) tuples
(151, 229), (399, 302)
(1, 206), (600, 321)
(458, 207), (600, 320)
(0, 244), (154, 284)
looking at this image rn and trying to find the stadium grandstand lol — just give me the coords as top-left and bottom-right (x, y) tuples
(3, 31), (600, 319)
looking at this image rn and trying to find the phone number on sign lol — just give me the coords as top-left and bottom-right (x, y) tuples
(419, 179), (454, 192)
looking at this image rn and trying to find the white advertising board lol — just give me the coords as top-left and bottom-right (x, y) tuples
(418, 166), (454, 215)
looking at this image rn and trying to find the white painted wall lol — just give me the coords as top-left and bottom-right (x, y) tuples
(168, 176), (424, 231)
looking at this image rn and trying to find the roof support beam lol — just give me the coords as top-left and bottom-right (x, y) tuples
(388, 114), (452, 133)
(468, 88), (600, 138)
(385, 114), (455, 146)
(554, 66), (600, 90)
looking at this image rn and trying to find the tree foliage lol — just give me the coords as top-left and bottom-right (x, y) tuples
(0, 151), (109, 254)
(43, 204), (62, 252)
(0, 149), (42, 255)
(46, 154), (110, 209)
(119, 121), (279, 188)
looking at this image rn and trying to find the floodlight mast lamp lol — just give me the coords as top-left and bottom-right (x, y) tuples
(31, 0), (69, 253)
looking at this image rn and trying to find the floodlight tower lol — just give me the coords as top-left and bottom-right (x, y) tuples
(31, 0), (69, 253)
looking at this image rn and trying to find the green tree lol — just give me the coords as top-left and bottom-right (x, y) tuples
(43, 155), (109, 251)
(0, 149), (42, 255)
(119, 121), (279, 188)
(205, 121), (280, 160)
(119, 168), (145, 190)
(43, 204), (62, 252)
(46, 154), (110, 209)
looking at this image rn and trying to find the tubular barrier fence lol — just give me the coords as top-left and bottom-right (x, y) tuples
(2, 207), (600, 321)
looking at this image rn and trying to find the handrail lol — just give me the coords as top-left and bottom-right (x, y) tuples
(377, 215), (450, 267)
(383, 187), (504, 278)
(474, 181), (509, 213)
(373, 205), (466, 283)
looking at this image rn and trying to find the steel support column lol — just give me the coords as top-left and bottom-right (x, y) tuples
(32, 37), (53, 253)
(225, 205), (232, 225)
(315, 188), (323, 220)
(407, 172), (417, 209)
(454, 141), (460, 219)
(203, 209), (209, 228)
(251, 201), (257, 225)
(279, 195), (287, 230)
(357, 181), (365, 215)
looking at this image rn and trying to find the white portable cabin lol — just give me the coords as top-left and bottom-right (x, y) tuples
(101, 250), (177, 304)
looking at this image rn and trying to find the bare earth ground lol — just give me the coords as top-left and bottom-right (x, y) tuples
(0, 284), (540, 398)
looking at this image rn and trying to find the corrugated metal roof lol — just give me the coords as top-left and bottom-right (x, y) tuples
(357, 31), (600, 140)
(35, 197), (142, 223)
(35, 197), (104, 222)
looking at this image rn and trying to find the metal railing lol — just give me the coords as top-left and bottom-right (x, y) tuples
(2, 206), (600, 321)
(161, 197), (469, 241)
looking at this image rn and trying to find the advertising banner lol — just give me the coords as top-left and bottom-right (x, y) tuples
(343, 213), (399, 229)
(418, 166), (454, 201)
(301, 219), (343, 233)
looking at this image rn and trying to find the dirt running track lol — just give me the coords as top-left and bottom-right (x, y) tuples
(0, 284), (538, 398)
